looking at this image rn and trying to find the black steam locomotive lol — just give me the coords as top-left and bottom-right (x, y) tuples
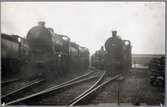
(2, 22), (89, 80)
(23, 22), (89, 80)
(91, 31), (132, 76)
(91, 46), (106, 70)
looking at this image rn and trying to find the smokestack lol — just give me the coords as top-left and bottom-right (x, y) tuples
(38, 21), (45, 27)
(112, 30), (117, 37)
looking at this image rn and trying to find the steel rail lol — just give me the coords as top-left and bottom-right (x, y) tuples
(69, 71), (106, 104)
(1, 78), (20, 85)
(5, 71), (98, 105)
(50, 70), (95, 88)
(69, 74), (121, 106)
(1, 79), (45, 99)
(2, 96), (26, 105)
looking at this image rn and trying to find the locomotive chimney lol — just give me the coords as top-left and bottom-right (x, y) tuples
(112, 30), (117, 37)
(38, 21), (45, 27)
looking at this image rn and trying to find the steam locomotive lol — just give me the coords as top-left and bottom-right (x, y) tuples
(91, 46), (106, 70)
(91, 31), (132, 76)
(2, 22), (89, 80)
(23, 22), (90, 80)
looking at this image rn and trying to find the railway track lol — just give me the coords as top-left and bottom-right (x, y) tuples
(4, 69), (98, 105)
(1, 78), (42, 96)
(69, 73), (122, 106)
(32, 70), (122, 105)
(1, 79), (46, 103)
(33, 70), (106, 105)
(3, 68), (122, 106)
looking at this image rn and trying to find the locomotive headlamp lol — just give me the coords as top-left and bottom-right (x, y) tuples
(62, 36), (68, 41)
(18, 37), (21, 43)
(58, 54), (62, 58)
(124, 41), (129, 45)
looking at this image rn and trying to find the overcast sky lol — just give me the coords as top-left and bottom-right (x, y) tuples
(1, 2), (165, 55)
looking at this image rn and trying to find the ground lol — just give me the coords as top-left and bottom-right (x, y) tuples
(88, 68), (164, 105)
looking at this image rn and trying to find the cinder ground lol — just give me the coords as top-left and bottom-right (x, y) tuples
(88, 68), (164, 106)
